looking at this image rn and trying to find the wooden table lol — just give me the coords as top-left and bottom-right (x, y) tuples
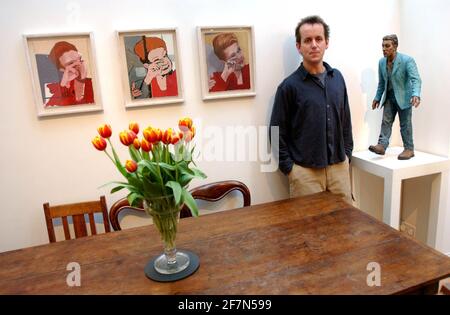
(1, 192), (449, 294)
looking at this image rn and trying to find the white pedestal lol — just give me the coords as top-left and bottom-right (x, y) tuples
(351, 146), (450, 249)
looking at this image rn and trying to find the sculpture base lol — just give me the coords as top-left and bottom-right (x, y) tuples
(145, 250), (200, 282)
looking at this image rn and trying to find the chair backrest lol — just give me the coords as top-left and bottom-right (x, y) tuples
(43, 196), (111, 243)
(109, 199), (145, 231)
(109, 180), (251, 231)
(180, 180), (251, 217)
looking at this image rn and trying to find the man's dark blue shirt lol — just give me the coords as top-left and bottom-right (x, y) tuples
(270, 62), (353, 175)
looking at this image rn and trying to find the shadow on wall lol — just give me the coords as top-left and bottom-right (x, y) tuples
(265, 92), (290, 200)
(283, 35), (301, 77)
(361, 67), (382, 146)
(266, 35), (300, 127)
(258, 36), (300, 200)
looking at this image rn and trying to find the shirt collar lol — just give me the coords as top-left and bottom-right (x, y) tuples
(297, 62), (334, 81)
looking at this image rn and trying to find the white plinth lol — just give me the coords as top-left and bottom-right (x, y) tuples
(351, 146), (450, 249)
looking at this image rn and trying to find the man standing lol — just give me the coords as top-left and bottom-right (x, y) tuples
(369, 34), (421, 160)
(270, 15), (353, 204)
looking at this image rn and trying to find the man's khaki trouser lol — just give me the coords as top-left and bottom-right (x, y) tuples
(288, 158), (352, 205)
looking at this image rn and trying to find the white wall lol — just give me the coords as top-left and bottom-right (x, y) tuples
(399, 0), (450, 253)
(0, 0), (409, 252)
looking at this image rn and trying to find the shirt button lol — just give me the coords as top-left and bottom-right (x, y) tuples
(327, 104), (330, 108)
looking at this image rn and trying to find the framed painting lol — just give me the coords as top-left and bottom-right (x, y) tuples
(24, 32), (102, 117)
(197, 26), (256, 100)
(117, 28), (184, 108)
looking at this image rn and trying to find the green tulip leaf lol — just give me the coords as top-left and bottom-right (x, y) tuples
(110, 186), (125, 194)
(159, 162), (176, 171)
(115, 160), (129, 178)
(166, 181), (182, 205)
(138, 160), (160, 179)
(127, 176), (144, 191)
(181, 188), (199, 217)
(178, 161), (194, 175)
(127, 192), (143, 207)
(179, 173), (196, 187)
(99, 181), (130, 189)
(141, 181), (162, 198)
(129, 146), (141, 162)
(142, 151), (150, 161)
(192, 167), (207, 179)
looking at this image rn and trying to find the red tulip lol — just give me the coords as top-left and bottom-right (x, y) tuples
(119, 130), (137, 146)
(141, 138), (153, 152)
(185, 126), (196, 142)
(125, 160), (137, 173)
(129, 121), (139, 134)
(143, 127), (162, 144)
(162, 128), (174, 145)
(133, 138), (141, 150)
(178, 117), (193, 132)
(143, 127), (152, 142)
(92, 136), (107, 151)
(97, 124), (112, 138)
(171, 133), (181, 145)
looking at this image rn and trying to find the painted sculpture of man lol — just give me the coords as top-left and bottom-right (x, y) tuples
(369, 34), (422, 160)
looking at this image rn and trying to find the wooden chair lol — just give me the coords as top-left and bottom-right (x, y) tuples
(109, 199), (145, 231)
(180, 180), (251, 218)
(43, 196), (111, 243)
(109, 180), (251, 231)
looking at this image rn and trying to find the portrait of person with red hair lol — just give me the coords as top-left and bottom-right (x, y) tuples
(208, 32), (251, 92)
(45, 41), (94, 106)
(129, 36), (178, 99)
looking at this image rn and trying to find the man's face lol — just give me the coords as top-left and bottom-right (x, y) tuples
(382, 40), (397, 59)
(222, 42), (245, 70)
(147, 47), (172, 76)
(59, 50), (85, 79)
(296, 23), (328, 65)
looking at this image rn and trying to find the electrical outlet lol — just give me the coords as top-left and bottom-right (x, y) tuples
(400, 221), (416, 238)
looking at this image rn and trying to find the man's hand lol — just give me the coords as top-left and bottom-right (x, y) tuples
(60, 60), (83, 88)
(143, 63), (161, 85)
(78, 59), (87, 80)
(208, 75), (216, 90)
(131, 82), (142, 98)
(410, 96), (421, 108)
(372, 100), (380, 109)
(220, 59), (237, 82)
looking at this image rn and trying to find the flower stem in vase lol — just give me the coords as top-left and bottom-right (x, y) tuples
(145, 197), (190, 274)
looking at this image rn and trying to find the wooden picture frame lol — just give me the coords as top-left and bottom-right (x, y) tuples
(197, 26), (256, 100)
(23, 32), (102, 117)
(117, 28), (184, 108)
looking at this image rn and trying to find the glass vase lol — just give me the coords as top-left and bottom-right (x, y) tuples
(144, 196), (190, 275)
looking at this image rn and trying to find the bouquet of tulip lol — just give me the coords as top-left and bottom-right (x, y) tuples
(92, 118), (206, 250)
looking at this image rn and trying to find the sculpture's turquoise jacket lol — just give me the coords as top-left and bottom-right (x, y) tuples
(374, 52), (422, 110)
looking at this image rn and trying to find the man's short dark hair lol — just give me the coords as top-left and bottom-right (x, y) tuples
(295, 15), (330, 43)
(383, 34), (398, 47)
